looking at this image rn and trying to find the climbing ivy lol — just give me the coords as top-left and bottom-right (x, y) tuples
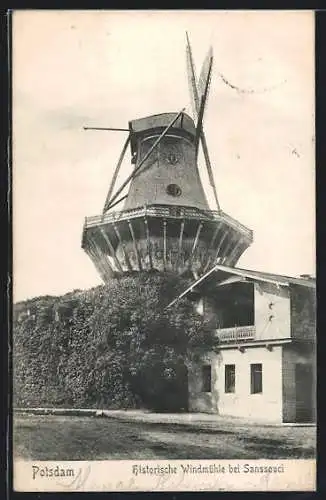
(13, 273), (217, 411)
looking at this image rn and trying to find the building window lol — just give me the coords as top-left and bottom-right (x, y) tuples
(225, 364), (235, 393)
(195, 297), (204, 315)
(250, 363), (263, 394)
(202, 365), (212, 392)
(166, 184), (182, 197)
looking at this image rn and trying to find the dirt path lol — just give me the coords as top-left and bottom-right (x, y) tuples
(13, 413), (315, 461)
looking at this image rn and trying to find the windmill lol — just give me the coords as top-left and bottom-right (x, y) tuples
(81, 35), (253, 282)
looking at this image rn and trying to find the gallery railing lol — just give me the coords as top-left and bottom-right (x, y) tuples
(216, 325), (255, 343)
(84, 205), (253, 240)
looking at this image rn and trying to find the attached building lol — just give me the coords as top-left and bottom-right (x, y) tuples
(170, 264), (316, 423)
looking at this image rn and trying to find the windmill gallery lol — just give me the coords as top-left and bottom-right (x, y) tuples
(78, 34), (316, 424)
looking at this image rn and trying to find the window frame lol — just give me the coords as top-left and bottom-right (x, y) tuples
(166, 183), (182, 197)
(202, 365), (212, 393)
(224, 364), (236, 393)
(250, 363), (263, 394)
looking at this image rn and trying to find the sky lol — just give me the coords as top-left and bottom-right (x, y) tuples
(12, 10), (315, 302)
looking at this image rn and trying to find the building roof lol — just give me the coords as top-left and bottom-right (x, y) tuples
(128, 112), (196, 156)
(217, 265), (316, 288)
(129, 112), (195, 136)
(168, 264), (315, 307)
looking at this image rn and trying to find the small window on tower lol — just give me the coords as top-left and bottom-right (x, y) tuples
(202, 365), (212, 392)
(166, 184), (182, 197)
(167, 152), (180, 165)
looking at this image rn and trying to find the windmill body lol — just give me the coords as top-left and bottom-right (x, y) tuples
(124, 113), (209, 211)
(81, 38), (253, 281)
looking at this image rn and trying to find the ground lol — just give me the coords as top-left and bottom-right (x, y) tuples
(13, 411), (315, 461)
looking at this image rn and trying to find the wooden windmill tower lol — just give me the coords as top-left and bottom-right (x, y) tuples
(81, 34), (253, 282)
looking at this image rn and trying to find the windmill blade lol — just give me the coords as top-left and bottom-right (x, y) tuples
(186, 34), (213, 122)
(195, 51), (213, 150)
(196, 47), (220, 210)
(186, 32), (200, 118)
(106, 109), (185, 211)
(195, 96), (206, 155)
(197, 46), (213, 129)
(103, 134), (130, 213)
(200, 132), (220, 211)
(198, 46), (213, 102)
(185, 34), (220, 211)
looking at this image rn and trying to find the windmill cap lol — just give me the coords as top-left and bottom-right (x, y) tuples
(128, 112), (195, 155)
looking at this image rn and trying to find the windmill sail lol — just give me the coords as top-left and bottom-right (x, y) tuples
(197, 46), (213, 126)
(103, 135), (131, 213)
(196, 46), (213, 142)
(198, 46), (213, 104)
(186, 33), (220, 211)
(186, 32), (200, 119)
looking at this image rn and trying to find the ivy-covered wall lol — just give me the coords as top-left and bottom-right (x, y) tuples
(13, 273), (215, 411)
